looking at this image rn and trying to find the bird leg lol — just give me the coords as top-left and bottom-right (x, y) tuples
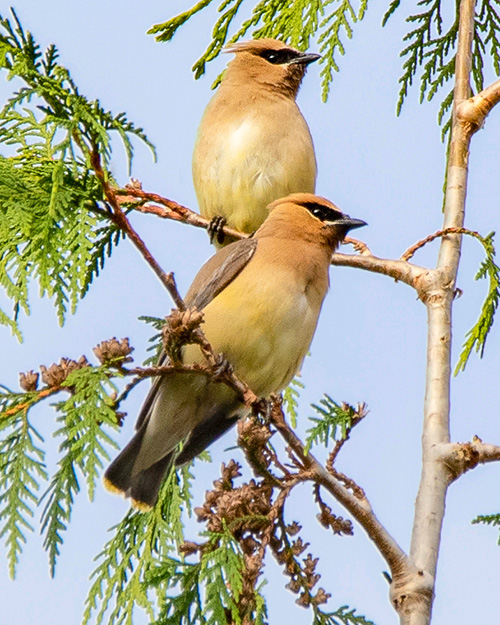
(207, 215), (227, 245)
(209, 352), (237, 382)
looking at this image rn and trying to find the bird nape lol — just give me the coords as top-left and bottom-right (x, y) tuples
(104, 193), (366, 510)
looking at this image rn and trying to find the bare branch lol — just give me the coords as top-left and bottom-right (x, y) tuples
(331, 252), (427, 290)
(119, 185), (246, 241)
(437, 438), (500, 481)
(268, 397), (409, 576)
(457, 78), (500, 134)
(117, 183), (433, 293)
(400, 227), (483, 262)
(407, 1), (477, 624)
(472, 440), (500, 464)
(90, 152), (186, 310)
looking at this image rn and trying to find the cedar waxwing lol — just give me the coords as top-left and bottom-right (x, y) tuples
(192, 38), (320, 246)
(104, 194), (366, 509)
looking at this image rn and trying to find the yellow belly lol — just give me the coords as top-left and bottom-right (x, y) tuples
(184, 265), (322, 397)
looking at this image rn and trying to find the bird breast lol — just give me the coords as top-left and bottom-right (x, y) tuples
(185, 252), (328, 397)
(193, 99), (317, 233)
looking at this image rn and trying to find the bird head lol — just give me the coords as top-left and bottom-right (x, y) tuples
(223, 39), (321, 97)
(267, 193), (367, 249)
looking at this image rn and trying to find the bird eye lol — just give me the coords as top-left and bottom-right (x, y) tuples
(263, 51), (279, 63)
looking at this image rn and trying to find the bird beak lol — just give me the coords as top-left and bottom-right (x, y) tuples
(330, 217), (368, 231)
(288, 52), (322, 66)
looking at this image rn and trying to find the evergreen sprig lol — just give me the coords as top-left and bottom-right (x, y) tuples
(384, 0), (500, 136)
(472, 512), (500, 541)
(313, 605), (375, 625)
(40, 366), (120, 576)
(0, 9), (154, 336)
(0, 359), (125, 577)
(149, 528), (267, 625)
(148, 0), (370, 100)
(0, 406), (47, 579)
(282, 375), (304, 429)
(305, 396), (356, 453)
(455, 231), (500, 373)
(83, 467), (192, 625)
(139, 315), (167, 366)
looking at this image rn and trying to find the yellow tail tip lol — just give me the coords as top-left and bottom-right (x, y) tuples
(131, 498), (153, 513)
(103, 477), (126, 497)
(103, 477), (153, 512)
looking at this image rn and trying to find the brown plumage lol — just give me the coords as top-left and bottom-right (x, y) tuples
(104, 194), (366, 509)
(192, 39), (320, 246)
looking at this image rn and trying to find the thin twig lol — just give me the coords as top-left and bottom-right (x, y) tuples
(1, 387), (62, 418)
(268, 396), (408, 576)
(331, 252), (427, 289)
(90, 150), (186, 310)
(118, 185), (246, 241)
(116, 183), (431, 293)
(401, 227), (483, 262)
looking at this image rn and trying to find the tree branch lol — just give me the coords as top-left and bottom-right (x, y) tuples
(120, 183), (430, 292)
(400, 227), (484, 262)
(119, 184), (246, 241)
(437, 438), (500, 481)
(457, 77), (500, 134)
(405, 0), (477, 623)
(268, 397), (409, 577)
(331, 252), (427, 290)
(90, 152), (186, 310)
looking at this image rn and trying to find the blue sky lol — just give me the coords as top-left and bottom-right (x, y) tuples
(1, 1), (499, 624)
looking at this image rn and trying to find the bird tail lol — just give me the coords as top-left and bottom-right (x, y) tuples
(103, 427), (175, 511)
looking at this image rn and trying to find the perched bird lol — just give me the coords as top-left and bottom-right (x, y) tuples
(104, 194), (366, 509)
(192, 38), (320, 246)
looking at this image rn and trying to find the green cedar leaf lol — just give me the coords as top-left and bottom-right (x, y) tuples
(455, 232), (500, 374)
(149, 0), (370, 101)
(305, 396), (356, 453)
(0, 10), (155, 336)
(40, 366), (120, 576)
(0, 402), (47, 578)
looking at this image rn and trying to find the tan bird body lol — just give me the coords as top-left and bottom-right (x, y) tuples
(104, 194), (366, 509)
(192, 39), (319, 243)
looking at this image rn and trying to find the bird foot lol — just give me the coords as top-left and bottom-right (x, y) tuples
(207, 215), (227, 245)
(211, 354), (234, 381)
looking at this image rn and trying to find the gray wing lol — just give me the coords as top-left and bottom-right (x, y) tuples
(184, 237), (258, 308)
(135, 237), (258, 431)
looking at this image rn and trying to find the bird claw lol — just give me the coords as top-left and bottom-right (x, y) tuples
(208, 215), (227, 245)
(211, 354), (234, 380)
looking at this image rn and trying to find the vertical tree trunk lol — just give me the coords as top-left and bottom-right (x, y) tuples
(403, 0), (477, 622)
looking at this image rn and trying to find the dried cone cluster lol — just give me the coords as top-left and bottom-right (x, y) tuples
(189, 459), (273, 619)
(194, 460), (273, 538)
(271, 522), (332, 608)
(162, 307), (204, 363)
(316, 503), (353, 535)
(93, 337), (133, 365)
(24, 356), (90, 389)
(314, 485), (353, 536)
(180, 411), (338, 616)
(19, 370), (39, 392)
(18, 336), (134, 393)
(237, 416), (274, 472)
